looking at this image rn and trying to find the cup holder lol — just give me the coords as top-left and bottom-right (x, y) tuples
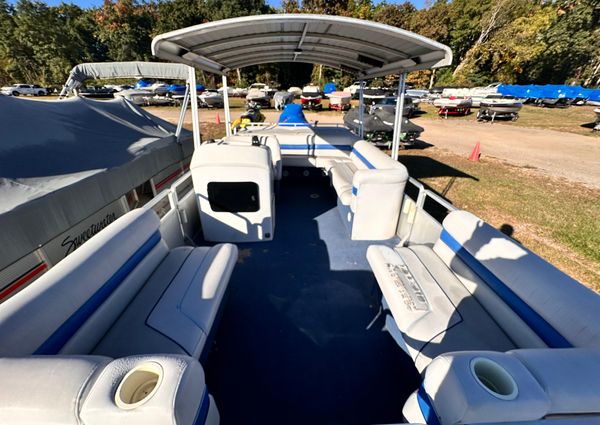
(470, 357), (518, 400)
(115, 362), (163, 410)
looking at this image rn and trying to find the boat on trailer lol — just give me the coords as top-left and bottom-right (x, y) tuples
(1, 14), (600, 425)
(0, 61), (194, 301)
(433, 96), (472, 117)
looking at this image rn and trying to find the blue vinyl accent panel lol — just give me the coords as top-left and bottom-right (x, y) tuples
(440, 229), (572, 348)
(34, 231), (162, 354)
(279, 144), (352, 151)
(351, 148), (376, 169)
(193, 389), (211, 425)
(417, 385), (442, 425)
(352, 186), (358, 195)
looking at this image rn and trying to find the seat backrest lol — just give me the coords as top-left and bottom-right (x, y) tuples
(0, 209), (168, 356)
(220, 135), (282, 180)
(350, 140), (404, 170)
(434, 210), (600, 349)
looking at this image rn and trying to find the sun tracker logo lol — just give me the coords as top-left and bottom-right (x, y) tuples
(61, 213), (117, 256)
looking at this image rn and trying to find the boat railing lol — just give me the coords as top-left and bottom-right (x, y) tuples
(397, 177), (457, 246)
(144, 170), (197, 248)
(232, 121), (348, 135)
(147, 170), (457, 251)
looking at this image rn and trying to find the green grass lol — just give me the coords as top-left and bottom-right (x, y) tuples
(420, 103), (600, 137)
(398, 147), (600, 292)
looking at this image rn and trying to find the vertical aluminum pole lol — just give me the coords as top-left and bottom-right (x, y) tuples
(358, 79), (365, 139)
(391, 72), (407, 161)
(222, 75), (232, 137)
(175, 84), (190, 142)
(189, 66), (201, 150)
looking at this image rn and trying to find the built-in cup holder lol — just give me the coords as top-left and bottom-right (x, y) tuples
(115, 362), (163, 410)
(470, 357), (518, 400)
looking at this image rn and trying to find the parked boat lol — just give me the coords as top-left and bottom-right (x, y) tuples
(1, 62), (194, 300)
(344, 107), (424, 146)
(433, 96), (472, 116)
(326, 91), (352, 111)
(199, 89), (224, 108)
(246, 88), (271, 107)
(300, 85), (323, 110)
(594, 108), (600, 131)
(273, 90), (295, 110)
(476, 95), (523, 122)
(369, 95), (419, 117)
(287, 86), (302, 98)
(442, 82), (501, 98)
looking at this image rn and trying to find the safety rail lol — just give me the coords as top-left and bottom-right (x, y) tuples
(232, 121), (349, 134)
(398, 177), (457, 247)
(144, 170), (196, 248)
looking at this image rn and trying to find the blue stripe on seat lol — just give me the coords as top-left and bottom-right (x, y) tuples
(192, 389), (211, 425)
(351, 148), (376, 169)
(417, 385), (441, 425)
(440, 229), (572, 348)
(279, 144), (352, 151)
(34, 231), (162, 354)
(352, 186), (358, 195)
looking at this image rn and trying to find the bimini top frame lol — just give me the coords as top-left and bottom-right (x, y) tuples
(151, 14), (453, 158)
(59, 61), (201, 146)
(151, 14), (452, 78)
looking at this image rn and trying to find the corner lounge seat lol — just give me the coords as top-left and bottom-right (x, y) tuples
(328, 140), (409, 240)
(367, 210), (600, 371)
(0, 208), (237, 359)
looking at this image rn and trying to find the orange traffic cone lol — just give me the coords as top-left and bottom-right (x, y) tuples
(469, 141), (481, 162)
(215, 113), (221, 124)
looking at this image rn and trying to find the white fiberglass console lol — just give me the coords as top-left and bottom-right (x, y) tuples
(191, 143), (275, 243)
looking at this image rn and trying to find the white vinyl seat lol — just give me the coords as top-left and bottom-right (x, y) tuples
(329, 140), (408, 240)
(368, 210), (600, 371)
(0, 208), (237, 360)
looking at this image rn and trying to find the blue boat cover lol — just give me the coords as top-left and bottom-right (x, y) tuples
(135, 79), (152, 89)
(324, 82), (337, 94)
(278, 104), (310, 126)
(498, 84), (599, 100)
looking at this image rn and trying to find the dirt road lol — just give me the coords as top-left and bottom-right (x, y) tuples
(149, 107), (600, 188)
(416, 118), (600, 189)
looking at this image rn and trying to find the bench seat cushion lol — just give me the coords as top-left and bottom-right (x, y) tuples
(329, 161), (357, 205)
(368, 244), (515, 370)
(93, 243), (237, 359)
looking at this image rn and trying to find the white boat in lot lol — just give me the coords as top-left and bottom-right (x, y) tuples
(433, 96), (473, 116)
(594, 108), (600, 131)
(326, 90), (352, 110)
(199, 89), (224, 108)
(442, 82), (501, 98)
(1, 14), (600, 425)
(477, 95), (523, 122)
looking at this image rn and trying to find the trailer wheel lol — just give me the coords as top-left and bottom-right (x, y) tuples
(512, 114), (519, 121)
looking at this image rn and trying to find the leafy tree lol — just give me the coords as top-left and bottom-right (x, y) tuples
(94, 0), (156, 62)
(372, 2), (417, 30)
(154, 0), (207, 35)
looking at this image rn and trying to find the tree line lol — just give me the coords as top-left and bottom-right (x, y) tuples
(0, 0), (597, 89)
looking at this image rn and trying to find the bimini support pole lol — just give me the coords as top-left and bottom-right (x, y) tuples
(358, 79), (365, 139)
(189, 66), (201, 150)
(222, 75), (232, 137)
(391, 72), (407, 161)
(175, 84), (190, 143)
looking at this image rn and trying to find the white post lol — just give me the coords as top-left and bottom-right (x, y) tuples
(358, 79), (365, 139)
(175, 84), (190, 143)
(391, 72), (407, 161)
(222, 75), (232, 137)
(189, 66), (201, 150)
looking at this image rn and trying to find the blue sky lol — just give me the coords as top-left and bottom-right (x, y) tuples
(11, 0), (427, 10)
